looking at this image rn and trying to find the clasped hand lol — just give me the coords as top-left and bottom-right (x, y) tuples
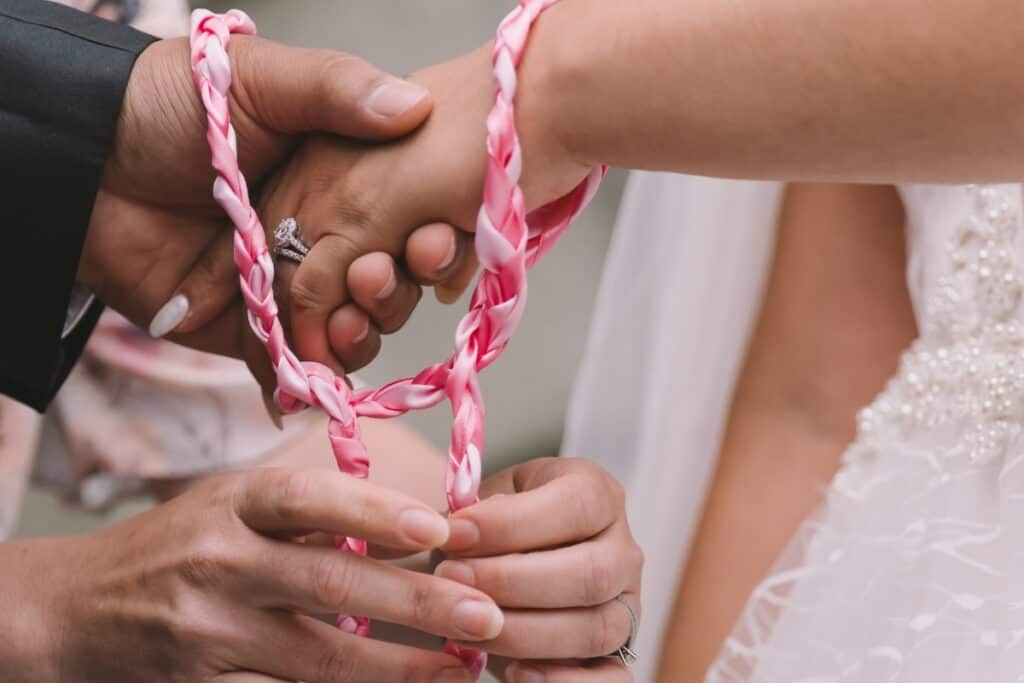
(77, 30), (639, 683)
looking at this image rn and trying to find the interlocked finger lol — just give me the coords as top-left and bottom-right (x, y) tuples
(504, 658), (633, 683)
(246, 541), (505, 643)
(235, 612), (473, 683)
(456, 593), (640, 661)
(436, 521), (641, 608)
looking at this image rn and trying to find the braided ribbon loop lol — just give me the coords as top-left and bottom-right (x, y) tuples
(190, 2), (604, 677)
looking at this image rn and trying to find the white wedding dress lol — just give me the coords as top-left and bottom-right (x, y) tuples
(565, 176), (1024, 682)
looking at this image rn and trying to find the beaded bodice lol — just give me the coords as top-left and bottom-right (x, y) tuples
(855, 184), (1024, 464)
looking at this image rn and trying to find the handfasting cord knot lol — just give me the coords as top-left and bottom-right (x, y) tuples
(190, 2), (603, 678)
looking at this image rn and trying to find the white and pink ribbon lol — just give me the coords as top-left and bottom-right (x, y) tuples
(190, 3), (604, 677)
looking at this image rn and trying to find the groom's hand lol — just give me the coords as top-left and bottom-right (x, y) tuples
(80, 35), (437, 374)
(436, 457), (642, 682)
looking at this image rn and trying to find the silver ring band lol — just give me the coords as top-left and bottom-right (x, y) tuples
(609, 595), (639, 666)
(273, 217), (311, 264)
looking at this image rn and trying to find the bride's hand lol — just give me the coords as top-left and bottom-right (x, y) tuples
(436, 457), (643, 682)
(257, 44), (589, 372)
(3, 467), (504, 682)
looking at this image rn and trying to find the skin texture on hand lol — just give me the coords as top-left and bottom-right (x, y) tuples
(80, 35), (454, 391)
(3, 467), (510, 683)
(258, 43), (590, 374)
(170, 428), (642, 682)
(439, 457), (643, 683)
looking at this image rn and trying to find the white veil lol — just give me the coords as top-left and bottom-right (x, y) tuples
(562, 172), (784, 681)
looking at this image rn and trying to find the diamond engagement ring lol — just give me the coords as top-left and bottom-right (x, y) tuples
(273, 217), (311, 264)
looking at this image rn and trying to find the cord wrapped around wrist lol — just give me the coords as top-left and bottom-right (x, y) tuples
(190, 2), (605, 677)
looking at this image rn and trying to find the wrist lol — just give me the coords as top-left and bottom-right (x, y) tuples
(413, 35), (591, 229)
(0, 539), (75, 681)
(516, 0), (597, 180)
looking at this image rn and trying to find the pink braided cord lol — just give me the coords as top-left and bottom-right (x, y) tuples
(190, 2), (604, 677)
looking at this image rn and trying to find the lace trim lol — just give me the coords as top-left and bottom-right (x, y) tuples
(853, 186), (1024, 467)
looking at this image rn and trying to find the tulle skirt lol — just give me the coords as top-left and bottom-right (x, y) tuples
(709, 420), (1024, 683)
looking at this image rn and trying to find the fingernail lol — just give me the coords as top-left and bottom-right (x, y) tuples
(366, 79), (429, 118)
(351, 316), (370, 344)
(261, 392), (284, 430)
(435, 560), (475, 587)
(433, 668), (473, 683)
(434, 233), (458, 276)
(444, 519), (480, 552)
(375, 268), (397, 300)
(148, 294), (189, 337)
(452, 600), (504, 640)
(507, 662), (545, 683)
(436, 286), (460, 305)
(400, 508), (450, 548)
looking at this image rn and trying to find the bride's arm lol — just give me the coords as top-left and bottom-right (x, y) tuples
(657, 183), (915, 682)
(524, 0), (1024, 183)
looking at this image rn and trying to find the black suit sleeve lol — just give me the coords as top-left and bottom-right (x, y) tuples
(0, 0), (156, 411)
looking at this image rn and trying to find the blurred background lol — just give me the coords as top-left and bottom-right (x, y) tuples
(17, 0), (626, 551)
(9, 5), (629, 680)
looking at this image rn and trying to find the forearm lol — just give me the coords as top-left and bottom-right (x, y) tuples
(521, 0), (1024, 183)
(657, 184), (915, 681)
(659, 404), (846, 682)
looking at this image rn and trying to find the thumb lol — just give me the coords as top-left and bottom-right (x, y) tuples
(230, 35), (433, 140)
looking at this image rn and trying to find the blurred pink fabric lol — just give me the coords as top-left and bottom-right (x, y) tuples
(0, 0), (316, 539)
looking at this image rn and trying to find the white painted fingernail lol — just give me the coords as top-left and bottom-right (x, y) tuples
(148, 294), (189, 337)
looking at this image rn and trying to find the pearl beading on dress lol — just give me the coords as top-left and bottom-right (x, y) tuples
(854, 186), (1024, 467)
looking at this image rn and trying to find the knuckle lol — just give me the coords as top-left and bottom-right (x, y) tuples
(203, 475), (243, 522)
(486, 559), (516, 601)
(178, 537), (231, 588)
(272, 468), (313, 524)
(316, 642), (359, 683)
(316, 52), (366, 108)
(194, 245), (232, 285)
(490, 617), (526, 658)
(588, 603), (620, 657)
(583, 552), (616, 605)
(312, 552), (356, 610)
(174, 599), (232, 647)
(321, 198), (374, 237)
(345, 484), (379, 534)
(290, 266), (333, 316)
(604, 472), (626, 511)
(407, 579), (437, 630)
(567, 476), (605, 537)
(631, 542), (646, 579)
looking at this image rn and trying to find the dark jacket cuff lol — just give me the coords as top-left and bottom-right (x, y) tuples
(0, 0), (156, 410)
